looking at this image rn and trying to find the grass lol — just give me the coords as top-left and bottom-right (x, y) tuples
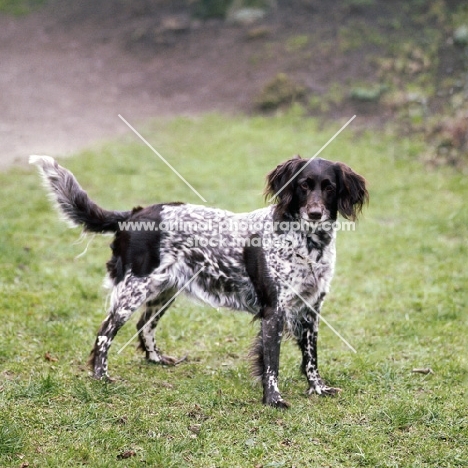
(0, 0), (47, 15)
(0, 113), (467, 467)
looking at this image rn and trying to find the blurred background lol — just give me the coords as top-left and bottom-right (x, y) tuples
(1, 0), (467, 169)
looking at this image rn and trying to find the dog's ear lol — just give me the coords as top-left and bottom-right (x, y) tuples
(265, 155), (304, 219)
(334, 162), (369, 220)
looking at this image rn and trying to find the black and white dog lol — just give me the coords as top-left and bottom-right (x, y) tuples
(30, 154), (368, 408)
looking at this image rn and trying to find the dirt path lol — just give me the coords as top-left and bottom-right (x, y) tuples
(1, 0), (383, 171)
(0, 8), (263, 170)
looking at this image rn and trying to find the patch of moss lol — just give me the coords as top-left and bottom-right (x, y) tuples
(255, 73), (306, 111)
(349, 84), (386, 102)
(0, 0), (47, 15)
(338, 21), (385, 53)
(193, 0), (232, 19)
(285, 34), (309, 52)
(343, 0), (376, 14)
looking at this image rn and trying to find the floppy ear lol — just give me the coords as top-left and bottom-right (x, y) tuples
(334, 162), (369, 220)
(265, 155), (304, 219)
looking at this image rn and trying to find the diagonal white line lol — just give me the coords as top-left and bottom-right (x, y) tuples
(117, 266), (205, 355)
(268, 115), (356, 203)
(118, 114), (207, 203)
(280, 279), (357, 353)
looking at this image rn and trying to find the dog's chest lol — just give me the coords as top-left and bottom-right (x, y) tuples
(266, 233), (336, 307)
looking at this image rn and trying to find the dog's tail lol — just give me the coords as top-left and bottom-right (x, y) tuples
(29, 155), (132, 233)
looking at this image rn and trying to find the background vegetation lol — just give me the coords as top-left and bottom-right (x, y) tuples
(3, 0), (467, 167)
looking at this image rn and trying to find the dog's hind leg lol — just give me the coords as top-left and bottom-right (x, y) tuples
(89, 274), (152, 379)
(136, 291), (186, 366)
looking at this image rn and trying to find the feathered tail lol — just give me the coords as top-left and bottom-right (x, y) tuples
(29, 155), (131, 233)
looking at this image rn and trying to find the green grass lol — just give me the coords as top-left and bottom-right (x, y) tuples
(0, 113), (467, 467)
(0, 0), (47, 15)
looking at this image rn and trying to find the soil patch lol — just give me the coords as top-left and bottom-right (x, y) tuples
(1, 0), (466, 169)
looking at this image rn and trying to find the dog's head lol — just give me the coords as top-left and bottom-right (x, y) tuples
(265, 156), (369, 222)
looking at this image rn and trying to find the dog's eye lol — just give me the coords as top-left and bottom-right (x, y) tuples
(300, 182), (308, 190)
(324, 185), (335, 192)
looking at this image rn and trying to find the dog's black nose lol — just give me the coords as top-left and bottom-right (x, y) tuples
(308, 209), (322, 221)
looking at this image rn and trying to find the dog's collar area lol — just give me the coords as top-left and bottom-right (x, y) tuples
(294, 251), (317, 267)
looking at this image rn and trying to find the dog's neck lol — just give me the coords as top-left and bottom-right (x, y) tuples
(306, 228), (335, 253)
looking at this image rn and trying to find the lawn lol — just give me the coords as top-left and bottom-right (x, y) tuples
(0, 0), (46, 15)
(0, 113), (467, 467)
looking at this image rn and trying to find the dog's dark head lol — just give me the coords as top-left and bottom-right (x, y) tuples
(265, 156), (369, 222)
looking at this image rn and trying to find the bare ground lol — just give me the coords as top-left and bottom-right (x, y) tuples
(0, 0), (418, 170)
(0, 6), (251, 169)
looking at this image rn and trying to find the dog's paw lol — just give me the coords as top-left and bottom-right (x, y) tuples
(91, 371), (114, 382)
(263, 393), (291, 409)
(265, 398), (291, 409)
(148, 355), (187, 366)
(271, 398), (291, 409)
(160, 354), (187, 366)
(307, 384), (342, 397)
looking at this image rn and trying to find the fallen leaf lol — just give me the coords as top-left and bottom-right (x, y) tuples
(116, 450), (136, 460)
(412, 368), (434, 375)
(45, 352), (58, 362)
(189, 424), (201, 434)
(160, 381), (174, 389)
(187, 405), (208, 421)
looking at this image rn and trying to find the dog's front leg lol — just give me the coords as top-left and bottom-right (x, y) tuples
(261, 308), (289, 408)
(298, 308), (341, 396)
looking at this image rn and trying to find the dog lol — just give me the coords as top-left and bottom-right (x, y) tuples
(30, 154), (368, 408)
